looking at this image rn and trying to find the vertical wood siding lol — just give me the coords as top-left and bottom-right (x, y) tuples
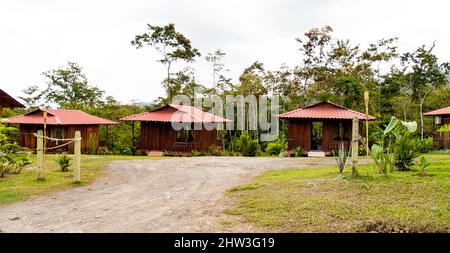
(18, 124), (100, 153)
(139, 122), (219, 152)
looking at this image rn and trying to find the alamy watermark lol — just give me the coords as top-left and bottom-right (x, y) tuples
(170, 93), (280, 142)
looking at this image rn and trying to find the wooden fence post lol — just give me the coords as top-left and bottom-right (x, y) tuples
(351, 117), (359, 178)
(74, 131), (81, 183)
(36, 130), (45, 180)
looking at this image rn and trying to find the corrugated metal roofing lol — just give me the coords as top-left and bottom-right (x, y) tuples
(6, 108), (117, 125)
(424, 106), (450, 116)
(120, 104), (231, 123)
(0, 89), (25, 108)
(278, 101), (376, 120)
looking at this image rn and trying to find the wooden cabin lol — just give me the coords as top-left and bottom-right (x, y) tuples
(121, 104), (231, 153)
(0, 89), (25, 116)
(424, 106), (450, 149)
(7, 108), (117, 153)
(278, 101), (376, 156)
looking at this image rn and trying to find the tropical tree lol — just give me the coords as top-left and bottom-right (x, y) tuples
(399, 43), (450, 139)
(131, 23), (201, 98)
(38, 62), (105, 109)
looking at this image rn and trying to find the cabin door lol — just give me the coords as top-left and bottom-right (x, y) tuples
(311, 121), (323, 150)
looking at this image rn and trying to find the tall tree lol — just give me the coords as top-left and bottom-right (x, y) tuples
(205, 49), (227, 87)
(295, 26), (334, 98)
(400, 43), (450, 139)
(19, 85), (43, 108)
(41, 62), (105, 109)
(131, 23), (201, 97)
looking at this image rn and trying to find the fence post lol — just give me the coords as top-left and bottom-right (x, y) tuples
(74, 131), (81, 183)
(36, 130), (45, 180)
(351, 117), (359, 178)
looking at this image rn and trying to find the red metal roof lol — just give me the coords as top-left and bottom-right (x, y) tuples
(0, 89), (25, 108)
(278, 101), (376, 120)
(424, 106), (450, 116)
(6, 108), (117, 125)
(121, 104), (231, 123)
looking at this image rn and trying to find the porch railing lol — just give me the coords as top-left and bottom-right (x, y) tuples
(287, 139), (350, 152)
(163, 142), (200, 153)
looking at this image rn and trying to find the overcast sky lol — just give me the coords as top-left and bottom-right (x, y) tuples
(1, 0), (449, 104)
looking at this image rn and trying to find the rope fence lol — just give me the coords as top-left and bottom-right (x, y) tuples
(35, 130), (82, 183)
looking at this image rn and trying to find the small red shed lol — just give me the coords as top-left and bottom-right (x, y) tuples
(424, 105), (450, 149)
(278, 101), (376, 155)
(121, 104), (231, 153)
(7, 108), (117, 153)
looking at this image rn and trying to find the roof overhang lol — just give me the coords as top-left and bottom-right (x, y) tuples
(0, 89), (25, 108)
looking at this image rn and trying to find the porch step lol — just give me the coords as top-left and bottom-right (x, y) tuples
(147, 150), (164, 157)
(307, 151), (326, 157)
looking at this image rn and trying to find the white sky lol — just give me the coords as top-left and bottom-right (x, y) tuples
(1, 0), (449, 104)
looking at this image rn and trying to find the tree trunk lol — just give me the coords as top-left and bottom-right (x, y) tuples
(420, 101), (424, 140)
(420, 88), (432, 140)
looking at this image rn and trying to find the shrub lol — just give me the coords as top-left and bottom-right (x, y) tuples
(278, 151), (288, 157)
(208, 144), (225, 156)
(136, 149), (148, 156)
(333, 142), (349, 174)
(226, 151), (243, 156)
(394, 131), (420, 171)
(255, 150), (268, 157)
(416, 156), (431, 176)
(96, 146), (110, 155)
(87, 133), (97, 155)
(8, 155), (32, 174)
(265, 140), (287, 156)
(416, 137), (433, 153)
(55, 152), (72, 172)
(191, 150), (208, 156)
(294, 146), (304, 157)
(233, 133), (259, 157)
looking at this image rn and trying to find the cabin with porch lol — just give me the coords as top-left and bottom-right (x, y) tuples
(6, 108), (117, 153)
(278, 101), (376, 156)
(0, 89), (25, 117)
(424, 105), (450, 149)
(121, 104), (231, 154)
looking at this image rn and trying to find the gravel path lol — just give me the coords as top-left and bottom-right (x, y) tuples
(0, 156), (339, 232)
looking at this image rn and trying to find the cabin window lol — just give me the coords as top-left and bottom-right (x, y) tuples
(333, 122), (349, 141)
(176, 130), (194, 142)
(49, 127), (64, 144)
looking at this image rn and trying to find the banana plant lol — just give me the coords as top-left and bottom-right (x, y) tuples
(371, 116), (417, 174)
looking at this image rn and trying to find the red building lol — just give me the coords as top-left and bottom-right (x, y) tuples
(278, 101), (376, 155)
(424, 105), (450, 149)
(7, 108), (117, 153)
(121, 104), (231, 153)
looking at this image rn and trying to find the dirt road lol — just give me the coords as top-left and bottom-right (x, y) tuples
(0, 156), (338, 232)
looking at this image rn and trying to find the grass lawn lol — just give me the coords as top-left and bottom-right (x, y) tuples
(0, 154), (162, 205)
(225, 154), (450, 232)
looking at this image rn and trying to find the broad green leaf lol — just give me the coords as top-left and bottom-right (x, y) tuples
(401, 121), (417, 133)
(383, 116), (399, 135)
(371, 144), (383, 158)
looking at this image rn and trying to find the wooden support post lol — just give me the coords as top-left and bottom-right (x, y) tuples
(74, 131), (81, 183)
(36, 130), (45, 180)
(351, 117), (359, 178)
(364, 91), (369, 157)
(131, 121), (136, 156)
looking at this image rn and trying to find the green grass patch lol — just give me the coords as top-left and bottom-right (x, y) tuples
(0, 154), (162, 205)
(225, 154), (450, 232)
